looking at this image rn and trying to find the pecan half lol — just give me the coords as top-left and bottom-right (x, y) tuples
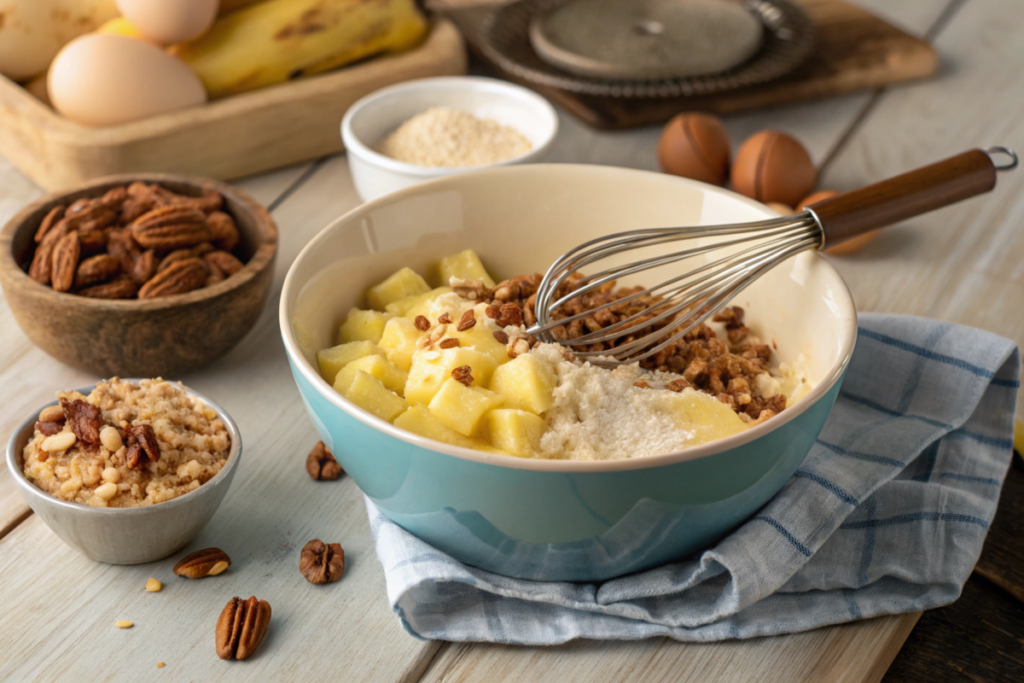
(154, 185), (224, 214)
(125, 423), (160, 469)
(485, 304), (500, 319)
(59, 398), (102, 450)
(451, 365), (473, 386)
(157, 248), (195, 272)
(206, 211), (240, 251)
(305, 441), (342, 481)
(492, 330), (509, 345)
(173, 547), (231, 578)
(413, 315), (430, 331)
(74, 254), (120, 288)
(78, 278), (138, 298)
(28, 223), (70, 285)
(138, 258), (207, 299)
(216, 596), (271, 661)
(299, 539), (345, 585)
(77, 229), (109, 254)
(49, 231), (81, 292)
(131, 206), (211, 250)
(439, 338), (460, 349)
(130, 250), (158, 285)
(204, 250), (244, 276)
(437, 312), (452, 324)
(34, 205), (66, 243)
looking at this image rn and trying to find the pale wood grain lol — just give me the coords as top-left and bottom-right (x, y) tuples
(0, 2), (1003, 682)
(0, 21), (466, 191)
(420, 614), (920, 683)
(819, 0), (1024, 420)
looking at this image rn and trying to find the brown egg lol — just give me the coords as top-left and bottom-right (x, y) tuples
(658, 113), (731, 186)
(765, 202), (794, 215)
(732, 130), (817, 206)
(796, 190), (838, 210)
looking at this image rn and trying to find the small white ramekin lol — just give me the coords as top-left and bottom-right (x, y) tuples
(341, 76), (559, 202)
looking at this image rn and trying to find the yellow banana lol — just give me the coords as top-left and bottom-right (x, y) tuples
(171, 0), (428, 99)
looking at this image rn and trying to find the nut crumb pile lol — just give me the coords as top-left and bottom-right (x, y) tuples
(376, 107), (532, 168)
(21, 378), (230, 507)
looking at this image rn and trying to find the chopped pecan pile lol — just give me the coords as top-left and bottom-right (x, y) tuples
(455, 273), (787, 421)
(25, 182), (246, 299)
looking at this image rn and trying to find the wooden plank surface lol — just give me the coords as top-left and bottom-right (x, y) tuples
(976, 462), (1024, 602)
(883, 576), (1024, 683)
(1, 1), (1020, 682)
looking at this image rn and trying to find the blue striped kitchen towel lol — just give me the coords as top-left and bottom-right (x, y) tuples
(366, 314), (1020, 643)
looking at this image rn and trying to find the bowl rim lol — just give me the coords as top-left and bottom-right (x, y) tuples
(0, 173), (278, 311)
(280, 164), (858, 473)
(340, 75), (560, 177)
(5, 379), (243, 516)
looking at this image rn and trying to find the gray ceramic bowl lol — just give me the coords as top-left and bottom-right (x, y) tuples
(6, 382), (242, 565)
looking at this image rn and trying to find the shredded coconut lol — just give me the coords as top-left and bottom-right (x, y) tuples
(377, 107), (532, 168)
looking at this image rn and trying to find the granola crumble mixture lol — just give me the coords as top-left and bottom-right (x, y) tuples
(21, 378), (230, 507)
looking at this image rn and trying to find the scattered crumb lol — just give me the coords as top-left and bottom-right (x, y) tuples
(157, 662), (165, 668)
(115, 620), (133, 629)
(145, 577), (162, 592)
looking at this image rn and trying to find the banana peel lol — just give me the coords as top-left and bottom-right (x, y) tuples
(171, 0), (429, 99)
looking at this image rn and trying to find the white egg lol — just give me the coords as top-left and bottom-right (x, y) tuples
(116, 0), (218, 45)
(48, 34), (207, 127)
(0, 0), (119, 81)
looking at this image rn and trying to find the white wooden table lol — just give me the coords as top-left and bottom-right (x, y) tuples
(2, 1), (1022, 680)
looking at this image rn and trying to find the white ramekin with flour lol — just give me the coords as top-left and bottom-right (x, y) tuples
(341, 76), (559, 202)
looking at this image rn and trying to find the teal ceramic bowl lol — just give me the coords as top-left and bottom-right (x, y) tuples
(280, 165), (857, 582)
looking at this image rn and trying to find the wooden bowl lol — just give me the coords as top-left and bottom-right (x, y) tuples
(0, 174), (277, 377)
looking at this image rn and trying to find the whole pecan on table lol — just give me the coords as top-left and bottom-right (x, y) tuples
(216, 596), (271, 661)
(22, 182), (246, 300)
(305, 441), (342, 481)
(173, 547), (231, 578)
(299, 539), (345, 585)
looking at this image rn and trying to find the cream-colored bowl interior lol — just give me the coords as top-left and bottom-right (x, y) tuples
(282, 164), (856, 470)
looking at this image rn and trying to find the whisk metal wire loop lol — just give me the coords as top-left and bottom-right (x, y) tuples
(528, 212), (823, 366)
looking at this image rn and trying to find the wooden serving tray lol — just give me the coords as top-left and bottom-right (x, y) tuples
(0, 20), (467, 191)
(446, 0), (938, 129)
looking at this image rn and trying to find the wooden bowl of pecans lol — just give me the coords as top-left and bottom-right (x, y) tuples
(0, 174), (277, 377)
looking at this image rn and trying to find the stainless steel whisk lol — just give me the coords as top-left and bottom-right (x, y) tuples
(527, 147), (1018, 366)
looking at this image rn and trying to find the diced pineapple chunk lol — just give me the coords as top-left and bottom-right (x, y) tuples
(378, 317), (421, 371)
(316, 341), (386, 384)
(386, 286), (453, 318)
(487, 409), (546, 458)
(439, 249), (495, 288)
(450, 309), (511, 367)
(488, 354), (556, 414)
(342, 371), (407, 422)
(336, 308), (393, 345)
(334, 354), (408, 396)
(405, 348), (499, 405)
(394, 405), (508, 455)
(660, 390), (747, 446)
(366, 267), (429, 311)
(428, 379), (504, 437)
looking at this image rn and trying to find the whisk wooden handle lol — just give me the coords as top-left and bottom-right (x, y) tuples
(810, 149), (998, 249)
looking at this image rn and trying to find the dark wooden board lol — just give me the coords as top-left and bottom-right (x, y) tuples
(976, 457), (1024, 603)
(448, 0), (939, 129)
(882, 576), (1024, 683)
